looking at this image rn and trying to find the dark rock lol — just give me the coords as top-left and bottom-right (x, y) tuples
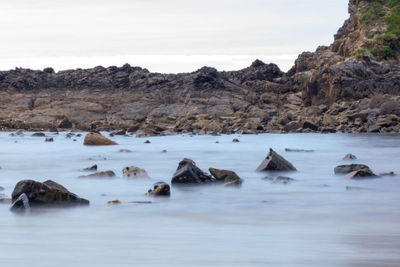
(119, 149), (132, 153)
(343, 153), (357, 160)
(302, 121), (319, 131)
(83, 133), (117, 146)
(123, 166), (149, 178)
(144, 140), (151, 144)
(146, 182), (171, 197)
(162, 149), (167, 153)
(171, 158), (215, 184)
(334, 164), (374, 175)
(285, 148), (315, 152)
(110, 129), (126, 136)
(232, 138), (240, 143)
(11, 180), (89, 207)
(80, 171), (116, 178)
(10, 193), (30, 212)
(83, 164), (97, 171)
(209, 168), (242, 185)
(256, 148), (297, 171)
(57, 117), (73, 129)
(273, 176), (296, 184)
(66, 132), (75, 139)
(45, 137), (54, 142)
(32, 132), (46, 137)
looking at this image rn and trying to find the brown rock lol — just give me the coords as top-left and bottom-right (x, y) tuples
(123, 166), (149, 178)
(83, 133), (117, 146)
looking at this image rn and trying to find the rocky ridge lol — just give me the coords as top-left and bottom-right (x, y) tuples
(0, 0), (399, 135)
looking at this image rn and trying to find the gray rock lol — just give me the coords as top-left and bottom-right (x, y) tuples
(256, 148), (297, 171)
(334, 164), (374, 174)
(171, 158), (215, 184)
(209, 168), (242, 185)
(10, 193), (30, 212)
(343, 153), (357, 160)
(83, 164), (98, 171)
(80, 171), (116, 178)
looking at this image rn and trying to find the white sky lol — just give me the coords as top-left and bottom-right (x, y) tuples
(0, 0), (349, 73)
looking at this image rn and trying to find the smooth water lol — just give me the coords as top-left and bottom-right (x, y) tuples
(0, 132), (399, 267)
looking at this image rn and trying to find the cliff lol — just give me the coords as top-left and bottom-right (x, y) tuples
(0, 0), (400, 134)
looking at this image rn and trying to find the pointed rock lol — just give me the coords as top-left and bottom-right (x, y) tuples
(83, 133), (117, 146)
(256, 149), (297, 171)
(171, 158), (215, 184)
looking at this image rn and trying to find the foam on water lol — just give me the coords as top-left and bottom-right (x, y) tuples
(0, 132), (399, 266)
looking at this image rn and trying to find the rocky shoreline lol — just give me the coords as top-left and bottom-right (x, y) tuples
(0, 0), (399, 135)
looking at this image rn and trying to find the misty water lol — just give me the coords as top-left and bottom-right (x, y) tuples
(0, 132), (399, 266)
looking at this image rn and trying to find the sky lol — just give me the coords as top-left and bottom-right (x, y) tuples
(0, 0), (349, 73)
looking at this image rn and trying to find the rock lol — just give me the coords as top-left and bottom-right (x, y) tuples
(209, 168), (242, 185)
(83, 164), (98, 171)
(144, 140), (151, 144)
(171, 158), (215, 184)
(256, 148), (297, 171)
(57, 117), (73, 129)
(273, 176), (296, 184)
(66, 132), (75, 139)
(110, 129), (126, 136)
(162, 149), (167, 153)
(122, 166), (149, 178)
(83, 133), (117, 146)
(343, 153), (357, 160)
(10, 193), (30, 212)
(146, 182), (171, 197)
(345, 169), (377, 179)
(334, 164), (374, 175)
(45, 137), (54, 142)
(11, 180), (89, 208)
(302, 121), (318, 131)
(380, 172), (396, 176)
(80, 171), (116, 178)
(285, 148), (315, 152)
(232, 138), (240, 143)
(15, 130), (24, 136)
(346, 186), (367, 191)
(107, 200), (122, 205)
(224, 179), (243, 187)
(32, 132), (46, 137)
(0, 186), (4, 191)
(119, 149), (132, 153)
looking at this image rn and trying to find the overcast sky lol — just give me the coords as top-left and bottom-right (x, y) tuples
(0, 0), (349, 73)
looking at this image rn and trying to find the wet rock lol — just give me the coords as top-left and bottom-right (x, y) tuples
(10, 193), (30, 212)
(285, 148), (315, 152)
(83, 133), (117, 146)
(11, 180), (89, 208)
(107, 200), (122, 205)
(232, 138), (240, 143)
(32, 132), (46, 137)
(345, 169), (377, 179)
(146, 182), (171, 197)
(209, 168), (242, 185)
(273, 176), (296, 184)
(380, 171), (396, 176)
(224, 179), (243, 187)
(66, 132), (75, 139)
(171, 158), (216, 184)
(15, 130), (24, 136)
(161, 149), (167, 153)
(123, 166), (149, 178)
(144, 140), (151, 144)
(256, 148), (297, 172)
(334, 164), (374, 175)
(110, 129), (126, 136)
(45, 137), (54, 142)
(57, 117), (73, 129)
(80, 171), (116, 178)
(302, 121), (318, 131)
(83, 164), (98, 171)
(119, 149), (132, 153)
(343, 153), (357, 160)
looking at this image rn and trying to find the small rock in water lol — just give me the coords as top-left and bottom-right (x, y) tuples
(144, 140), (151, 144)
(285, 148), (315, 152)
(146, 182), (171, 197)
(123, 166), (149, 178)
(83, 133), (117, 146)
(232, 138), (240, 143)
(32, 132), (46, 137)
(73, 139), (77, 142)
(66, 133), (75, 139)
(171, 158), (215, 184)
(83, 164), (98, 171)
(345, 169), (377, 179)
(215, 141), (220, 144)
(119, 149), (132, 153)
(343, 153), (357, 160)
(45, 137), (54, 142)
(273, 176), (296, 184)
(209, 168), (243, 185)
(110, 129), (126, 136)
(161, 149), (167, 153)
(107, 200), (122, 205)
(10, 193), (30, 212)
(346, 186), (367, 191)
(80, 171), (116, 178)
(15, 130), (24, 136)
(334, 164), (376, 179)
(256, 148), (297, 172)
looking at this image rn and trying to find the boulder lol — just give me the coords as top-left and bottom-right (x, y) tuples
(123, 166), (149, 178)
(256, 148), (297, 171)
(83, 133), (117, 146)
(83, 164), (98, 171)
(80, 171), (116, 178)
(146, 182), (171, 197)
(171, 158), (215, 184)
(11, 180), (89, 208)
(302, 121), (318, 131)
(144, 140), (151, 144)
(334, 164), (374, 175)
(209, 168), (242, 185)
(32, 132), (46, 137)
(343, 153), (357, 160)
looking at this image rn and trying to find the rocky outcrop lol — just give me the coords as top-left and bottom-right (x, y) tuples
(171, 158), (215, 184)
(83, 133), (117, 146)
(146, 182), (171, 197)
(11, 180), (89, 208)
(209, 168), (243, 185)
(256, 149), (297, 172)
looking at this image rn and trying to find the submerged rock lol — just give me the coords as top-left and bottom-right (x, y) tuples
(10, 193), (30, 212)
(32, 132), (46, 137)
(380, 171), (396, 176)
(107, 200), (122, 205)
(273, 176), (296, 184)
(83, 133), (117, 146)
(83, 164), (98, 171)
(345, 169), (377, 179)
(256, 148), (297, 171)
(123, 166), (149, 178)
(80, 171), (116, 178)
(11, 180), (89, 209)
(209, 168), (243, 185)
(171, 158), (215, 184)
(45, 137), (54, 142)
(285, 148), (315, 152)
(119, 149), (132, 153)
(144, 140), (151, 144)
(343, 153), (357, 160)
(232, 138), (240, 143)
(334, 164), (374, 175)
(146, 182), (171, 197)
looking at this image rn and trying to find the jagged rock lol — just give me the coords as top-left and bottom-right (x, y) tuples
(256, 148), (297, 172)
(334, 164), (374, 175)
(343, 153), (357, 160)
(285, 148), (315, 152)
(11, 180), (89, 208)
(32, 132), (46, 137)
(209, 168), (242, 185)
(171, 158), (215, 184)
(45, 137), (54, 142)
(146, 182), (171, 197)
(80, 171), (116, 178)
(302, 121), (318, 131)
(83, 164), (97, 171)
(83, 133), (117, 146)
(122, 166), (149, 178)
